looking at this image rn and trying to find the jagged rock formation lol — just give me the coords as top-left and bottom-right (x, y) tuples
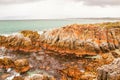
(0, 52), (116, 80)
(0, 57), (30, 73)
(0, 22), (120, 56)
(0, 30), (41, 53)
(40, 22), (120, 56)
(0, 22), (120, 80)
(0, 57), (14, 69)
(97, 58), (120, 80)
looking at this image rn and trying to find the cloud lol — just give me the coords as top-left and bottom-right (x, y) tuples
(73, 0), (120, 6)
(0, 0), (120, 20)
(1, 0), (120, 6)
(0, 0), (42, 5)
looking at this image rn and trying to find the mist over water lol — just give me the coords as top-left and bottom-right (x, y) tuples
(0, 19), (119, 34)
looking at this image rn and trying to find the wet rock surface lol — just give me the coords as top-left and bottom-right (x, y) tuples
(0, 22), (120, 80)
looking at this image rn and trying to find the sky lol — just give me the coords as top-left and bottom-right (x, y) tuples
(0, 0), (120, 20)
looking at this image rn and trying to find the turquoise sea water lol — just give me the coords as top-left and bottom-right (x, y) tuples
(0, 19), (119, 34)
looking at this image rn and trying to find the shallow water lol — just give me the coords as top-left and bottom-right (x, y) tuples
(0, 19), (119, 34)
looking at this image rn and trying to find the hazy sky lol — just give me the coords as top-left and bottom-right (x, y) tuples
(0, 0), (120, 19)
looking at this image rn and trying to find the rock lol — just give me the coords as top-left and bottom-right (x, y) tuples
(6, 71), (20, 80)
(111, 50), (120, 58)
(0, 57), (14, 69)
(59, 66), (82, 80)
(0, 36), (7, 47)
(12, 76), (24, 80)
(0, 22), (120, 56)
(81, 72), (96, 80)
(0, 68), (5, 73)
(0, 31), (42, 53)
(0, 22), (119, 80)
(97, 58), (120, 80)
(21, 30), (40, 42)
(40, 22), (120, 56)
(0, 73), (10, 80)
(14, 59), (30, 73)
(24, 74), (56, 80)
(0, 57), (30, 73)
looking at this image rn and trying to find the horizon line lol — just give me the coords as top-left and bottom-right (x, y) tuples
(0, 17), (120, 21)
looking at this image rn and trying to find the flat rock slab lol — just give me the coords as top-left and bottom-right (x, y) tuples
(97, 58), (120, 80)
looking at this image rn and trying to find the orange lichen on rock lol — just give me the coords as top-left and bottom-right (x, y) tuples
(20, 30), (40, 41)
(20, 30), (42, 52)
(84, 53), (114, 72)
(0, 58), (30, 74)
(0, 22), (120, 80)
(40, 23), (120, 56)
(12, 76), (24, 80)
(0, 22), (120, 56)
(0, 36), (7, 47)
(0, 57), (14, 69)
(0, 30), (42, 53)
(59, 66), (82, 80)
(14, 59), (30, 73)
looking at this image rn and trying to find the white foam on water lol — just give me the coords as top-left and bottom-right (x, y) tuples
(38, 31), (44, 35)
(0, 32), (20, 37)
(11, 32), (21, 36)
(0, 33), (11, 37)
(0, 32), (32, 42)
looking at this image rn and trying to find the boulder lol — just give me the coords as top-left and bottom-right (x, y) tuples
(0, 31), (42, 53)
(41, 22), (120, 56)
(12, 76), (24, 80)
(14, 59), (30, 73)
(0, 57), (14, 69)
(59, 66), (82, 80)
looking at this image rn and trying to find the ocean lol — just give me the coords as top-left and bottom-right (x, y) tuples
(0, 19), (119, 34)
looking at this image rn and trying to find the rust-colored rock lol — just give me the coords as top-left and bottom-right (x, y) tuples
(0, 31), (41, 53)
(12, 76), (24, 80)
(0, 36), (7, 47)
(0, 57), (14, 69)
(97, 58), (120, 80)
(0, 22), (120, 80)
(20, 30), (40, 41)
(14, 59), (30, 73)
(81, 72), (96, 80)
(0, 22), (120, 56)
(40, 22), (120, 56)
(59, 66), (82, 80)
(0, 73), (10, 80)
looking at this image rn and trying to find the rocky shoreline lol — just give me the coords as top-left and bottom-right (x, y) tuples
(0, 21), (120, 80)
